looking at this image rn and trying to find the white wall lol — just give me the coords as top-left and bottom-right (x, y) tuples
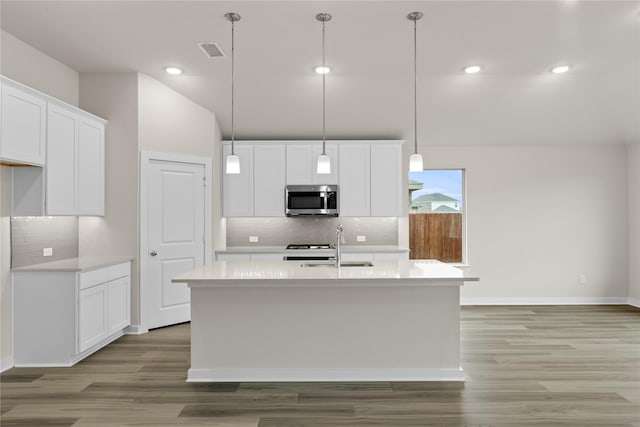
(628, 143), (640, 306)
(0, 30), (79, 106)
(137, 73), (222, 252)
(409, 144), (629, 304)
(79, 73), (219, 330)
(78, 73), (140, 323)
(0, 31), (80, 370)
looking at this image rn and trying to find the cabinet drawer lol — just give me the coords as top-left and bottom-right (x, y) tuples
(80, 262), (130, 290)
(108, 262), (130, 280)
(79, 268), (109, 290)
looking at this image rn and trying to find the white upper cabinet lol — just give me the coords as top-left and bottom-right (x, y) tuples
(0, 79), (47, 166)
(286, 144), (313, 185)
(254, 144), (286, 217)
(286, 143), (338, 185)
(222, 144), (254, 217)
(47, 102), (105, 216)
(46, 103), (77, 214)
(77, 117), (105, 215)
(2, 77), (106, 217)
(222, 140), (403, 218)
(338, 143), (371, 217)
(370, 143), (402, 217)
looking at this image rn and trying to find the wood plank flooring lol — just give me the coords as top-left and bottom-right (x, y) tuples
(2, 305), (639, 426)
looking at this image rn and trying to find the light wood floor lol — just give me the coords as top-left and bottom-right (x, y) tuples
(2, 305), (639, 426)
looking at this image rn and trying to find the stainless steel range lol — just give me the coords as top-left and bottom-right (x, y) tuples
(286, 244), (332, 250)
(284, 243), (333, 261)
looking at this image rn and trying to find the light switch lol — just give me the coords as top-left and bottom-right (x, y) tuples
(43, 247), (53, 256)
(356, 235), (366, 242)
(249, 236), (259, 243)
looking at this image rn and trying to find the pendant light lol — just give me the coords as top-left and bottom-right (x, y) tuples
(316, 13), (332, 174)
(408, 11), (424, 172)
(225, 12), (241, 174)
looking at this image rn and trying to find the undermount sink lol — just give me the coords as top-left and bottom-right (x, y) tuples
(300, 261), (374, 268)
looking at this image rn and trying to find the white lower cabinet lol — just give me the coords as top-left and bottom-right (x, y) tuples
(216, 253), (284, 261)
(216, 251), (406, 261)
(107, 277), (131, 335)
(341, 252), (409, 262)
(216, 253), (251, 261)
(13, 261), (131, 366)
(79, 284), (108, 352)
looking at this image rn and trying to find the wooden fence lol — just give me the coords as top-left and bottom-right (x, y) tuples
(409, 213), (462, 262)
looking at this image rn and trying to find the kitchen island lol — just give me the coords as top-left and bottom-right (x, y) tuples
(172, 259), (478, 382)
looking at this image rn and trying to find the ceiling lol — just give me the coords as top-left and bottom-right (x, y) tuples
(1, 1), (639, 146)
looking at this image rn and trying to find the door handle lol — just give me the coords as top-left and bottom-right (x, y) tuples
(150, 251), (158, 256)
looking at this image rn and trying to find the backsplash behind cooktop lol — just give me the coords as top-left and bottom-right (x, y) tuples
(226, 217), (397, 247)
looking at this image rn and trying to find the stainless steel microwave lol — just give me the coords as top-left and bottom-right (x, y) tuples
(285, 185), (339, 216)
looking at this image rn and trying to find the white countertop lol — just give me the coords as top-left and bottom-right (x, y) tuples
(12, 256), (133, 272)
(216, 245), (409, 255)
(172, 259), (479, 287)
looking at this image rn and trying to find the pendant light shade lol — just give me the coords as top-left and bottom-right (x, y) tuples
(408, 11), (424, 172)
(409, 153), (423, 171)
(317, 154), (331, 174)
(225, 12), (241, 175)
(316, 12), (332, 174)
(226, 154), (240, 174)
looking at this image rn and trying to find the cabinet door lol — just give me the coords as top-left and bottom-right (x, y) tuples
(286, 144), (313, 185)
(312, 143), (338, 185)
(251, 253), (285, 261)
(79, 284), (107, 352)
(77, 117), (104, 215)
(107, 277), (130, 335)
(374, 252), (408, 261)
(254, 144), (285, 217)
(216, 253), (251, 261)
(338, 144), (370, 216)
(0, 82), (46, 166)
(222, 144), (254, 217)
(46, 104), (77, 215)
(341, 252), (375, 262)
(370, 144), (402, 216)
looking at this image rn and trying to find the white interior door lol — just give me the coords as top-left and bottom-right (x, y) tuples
(147, 159), (205, 329)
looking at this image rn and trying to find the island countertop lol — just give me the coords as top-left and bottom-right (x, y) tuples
(172, 259), (478, 287)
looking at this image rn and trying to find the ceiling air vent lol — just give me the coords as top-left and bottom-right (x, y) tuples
(197, 42), (225, 58)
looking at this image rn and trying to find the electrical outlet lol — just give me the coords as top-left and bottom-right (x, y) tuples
(43, 247), (53, 257)
(249, 236), (259, 243)
(356, 235), (366, 242)
(579, 274), (587, 285)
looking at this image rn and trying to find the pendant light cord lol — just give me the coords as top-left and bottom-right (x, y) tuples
(321, 19), (327, 156)
(231, 18), (236, 156)
(413, 17), (418, 156)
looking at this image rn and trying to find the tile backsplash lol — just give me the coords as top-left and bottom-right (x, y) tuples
(11, 217), (79, 268)
(226, 217), (398, 247)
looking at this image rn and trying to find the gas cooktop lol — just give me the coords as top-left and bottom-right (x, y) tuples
(286, 244), (332, 250)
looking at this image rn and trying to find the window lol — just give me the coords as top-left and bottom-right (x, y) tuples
(408, 169), (465, 263)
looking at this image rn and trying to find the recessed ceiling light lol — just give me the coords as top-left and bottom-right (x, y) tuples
(551, 65), (571, 74)
(463, 65), (482, 74)
(164, 66), (183, 75)
(314, 66), (331, 74)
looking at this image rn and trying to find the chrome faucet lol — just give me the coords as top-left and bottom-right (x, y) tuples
(335, 224), (346, 268)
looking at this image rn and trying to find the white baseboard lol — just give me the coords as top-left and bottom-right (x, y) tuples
(0, 355), (14, 373)
(460, 297), (630, 306)
(124, 325), (148, 335)
(187, 367), (465, 383)
(628, 297), (640, 308)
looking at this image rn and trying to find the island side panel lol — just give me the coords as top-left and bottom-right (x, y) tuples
(189, 281), (462, 381)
